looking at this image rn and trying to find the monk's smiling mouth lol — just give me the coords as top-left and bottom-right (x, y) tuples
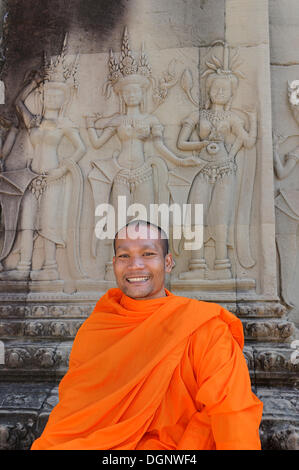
(126, 276), (151, 283)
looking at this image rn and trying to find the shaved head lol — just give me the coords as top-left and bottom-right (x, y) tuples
(113, 220), (169, 257)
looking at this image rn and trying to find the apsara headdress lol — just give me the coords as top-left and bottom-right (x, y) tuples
(43, 34), (79, 92)
(181, 40), (244, 109)
(103, 27), (152, 98)
(201, 40), (245, 81)
(202, 41), (245, 110)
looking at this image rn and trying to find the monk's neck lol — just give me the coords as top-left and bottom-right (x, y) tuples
(126, 288), (167, 301)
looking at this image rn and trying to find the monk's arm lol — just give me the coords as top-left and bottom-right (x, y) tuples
(193, 316), (263, 450)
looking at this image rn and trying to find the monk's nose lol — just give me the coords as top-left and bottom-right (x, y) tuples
(128, 256), (145, 269)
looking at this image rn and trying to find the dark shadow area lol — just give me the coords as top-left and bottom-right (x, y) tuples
(0, 0), (128, 118)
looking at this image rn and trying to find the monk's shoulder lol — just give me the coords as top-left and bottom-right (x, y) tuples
(185, 299), (244, 350)
(173, 295), (224, 318)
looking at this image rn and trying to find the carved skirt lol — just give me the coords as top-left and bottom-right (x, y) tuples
(188, 167), (236, 243)
(111, 161), (155, 211)
(18, 177), (65, 246)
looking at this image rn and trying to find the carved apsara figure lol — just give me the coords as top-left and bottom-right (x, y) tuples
(175, 42), (257, 280)
(0, 36), (86, 281)
(273, 80), (299, 306)
(87, 28), (198, 269)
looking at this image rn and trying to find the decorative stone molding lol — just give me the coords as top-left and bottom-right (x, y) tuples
(0, 303), (95, 319)
(243, 320), (295, 341)
(0, 386), (297, 450)
(228, 303), (287, 318)
(1, 318), (294, 341)
(1, 342), (296, 384)
(254, 348), (299, 372)
(3, 343), (70, 370)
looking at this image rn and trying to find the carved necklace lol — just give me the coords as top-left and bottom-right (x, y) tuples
(122, 117), (148, 128)
(200, 109), (231, 125)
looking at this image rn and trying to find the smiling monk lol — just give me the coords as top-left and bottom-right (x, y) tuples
(31, 220), (263, 450)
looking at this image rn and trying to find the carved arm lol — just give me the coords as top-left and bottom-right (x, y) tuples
(15, 78), (41, 129)
(177, 123), (209, 152)
(63, 128), (86, 164)
(1, 126), (18, 160)
(85, 115), (116, 150)
(47, 128), (86, 183)
(229, 111), (257, 159)
(242, 111), (258, 148)
(274, 147), (298, 180)
(153, 136), (199, 167)
(151, 118), (200, 167)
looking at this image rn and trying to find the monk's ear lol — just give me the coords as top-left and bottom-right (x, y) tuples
(165, 253), (173, 273)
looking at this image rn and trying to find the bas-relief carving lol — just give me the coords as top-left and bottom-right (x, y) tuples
(0, 30), (261, 292)
(86, 27), (198, 280)
(85, 35), (259, 290)
(0, 36), (86, 283)
(170, 41), (257, 284)
(273, 80), (299, 311)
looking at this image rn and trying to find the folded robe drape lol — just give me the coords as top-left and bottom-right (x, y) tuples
(31, 288), (263, 450)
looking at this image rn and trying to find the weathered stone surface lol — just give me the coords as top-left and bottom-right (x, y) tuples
(269, 0), (299, 65)
(0, 0), (297, 450)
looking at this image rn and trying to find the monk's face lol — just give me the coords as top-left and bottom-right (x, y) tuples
(113, 225), (173, 300)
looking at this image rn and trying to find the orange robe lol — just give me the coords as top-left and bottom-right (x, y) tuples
(31, 288), (263, 450)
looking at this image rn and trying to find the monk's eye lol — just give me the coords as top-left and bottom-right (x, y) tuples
(143, 252), (156, 256)
(118, 254), (129, 258)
